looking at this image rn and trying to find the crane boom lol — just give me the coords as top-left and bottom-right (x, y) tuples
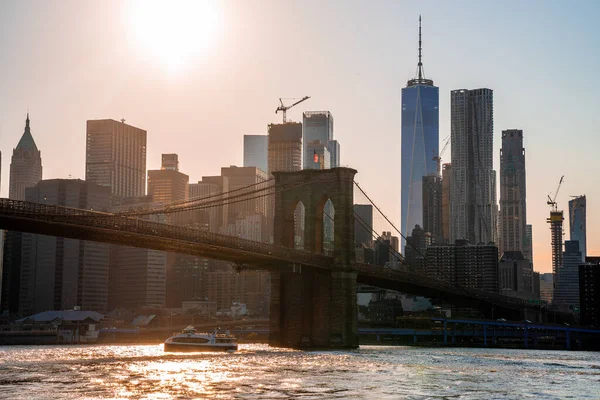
(275, 96), (310, 123)
(547, 175), (564, 211)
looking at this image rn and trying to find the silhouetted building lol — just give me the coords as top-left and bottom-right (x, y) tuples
(147, 154), (190, 308)
(422, 175), (442, 243)
(109, 196), (167, 310)
(401, 18), (439, 250)
(267, 123), (302, 174)
(195, 176), (230, 233)
(569, 195), (586, 262)
(404, 225), (430, 272)
(579, 257), (600, 326)
(1, 114), (43, 314)
(554, 240), (582, 311)
(220, 166), (270, 226)
(85, 119), (147, 200)
(548, 210), (564, 279)
(524, 224), (533, 268)
(450, 89), (497, 245)
(354, 204), (373, 246)
(243, 135), (268, 173)
(426, 240), (499, 293)
(9, 114), (43, 201)
(441, 163), (451, 243)
(329, 139), (340, 168)
(19, 179), (111, 315)
(539, 273), (554, 303)
(498, 251), (535, 300)
(499, 130), (527, 259)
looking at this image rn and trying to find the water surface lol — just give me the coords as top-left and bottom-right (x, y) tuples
(1, 344), (599, 399)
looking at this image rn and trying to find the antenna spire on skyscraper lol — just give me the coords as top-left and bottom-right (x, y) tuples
(418, 15), (423, 80)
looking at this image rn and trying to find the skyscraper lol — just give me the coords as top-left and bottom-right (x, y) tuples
(243, 135), (268, 173)
(450, 88), (497, 244)
(1, 114), (43, 314)
(554, 240), (582, 310)
(9, 114), (43, 201)
(148, 154), (189, 206)
(401, 17), (439, 249)
(422, 174), (442, 243)
(569, 195), (586, 262)
(441, 163), (452, 243)
(147, 154), (189, 308)
(267, 123), (302, 174)
(19, 179), (111, 315)
(303, 111), (338, 168)
(354, 204), (374, 246)
(85, 119), (147, 200)
(499, 129), (527, 258)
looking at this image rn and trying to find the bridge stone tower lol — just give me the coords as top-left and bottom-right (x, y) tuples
(269, 167), (358, 348)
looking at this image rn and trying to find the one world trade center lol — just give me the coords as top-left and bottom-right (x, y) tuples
(401, 16), (439, 250)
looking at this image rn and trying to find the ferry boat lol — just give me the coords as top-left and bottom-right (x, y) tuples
(164, 326), (238, 352)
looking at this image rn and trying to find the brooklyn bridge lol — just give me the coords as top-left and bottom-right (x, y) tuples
(0, 167), (546, 348)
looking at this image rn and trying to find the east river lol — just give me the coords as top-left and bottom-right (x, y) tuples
(0, 344), (599, 399)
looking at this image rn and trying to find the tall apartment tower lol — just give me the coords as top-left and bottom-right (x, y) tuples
(302, 111), (339, 168)
(85, 119), (147, 200)
(569, 195), (586, 262)
(450, 88), (497, 244)
(267, 123), (302, 174)
(1, 114), (43, 314)
(401, 17), (439, 249)
(9, 114), (43, 200)
(243, 135), (268, 173)
(499, 130), (527, 258)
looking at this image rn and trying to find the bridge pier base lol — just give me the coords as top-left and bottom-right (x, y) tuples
(269, 268), (358, 349)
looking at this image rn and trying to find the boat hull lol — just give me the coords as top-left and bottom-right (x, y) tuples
(164, 343), (237, 352)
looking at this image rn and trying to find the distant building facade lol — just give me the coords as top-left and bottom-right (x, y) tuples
(109, 196), (167, 310)
(499, 129), (527, 258)
(354, 204), (373, 246)
(498, 251), (535, 300)
(19, 179), (111, 315)
(85, 119), (147, 200)
(441, 163), (452, 243)
(426, 240), (499, 293)
(1, 115), (43, 314)
(449, 89), (497, 245)
(422, 175), (442, 243)
(554, 240), (582, 310)
(579, 257), (600, 326)
(302, 111), (333, 168)
(243, 135), (268, 173)
(539, 273), (554, 303)
(267, 123), (302, 174)
(569, 195), (586, 262)
(305, 140), (330, 170)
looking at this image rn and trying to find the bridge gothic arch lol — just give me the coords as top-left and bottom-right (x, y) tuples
(270, 168), (358, 348)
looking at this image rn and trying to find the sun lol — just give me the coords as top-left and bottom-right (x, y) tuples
(127, 0), (221, 71)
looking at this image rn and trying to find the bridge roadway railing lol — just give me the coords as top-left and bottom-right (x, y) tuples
(0, 199), (332, 269)
(354, 263), (538, 310)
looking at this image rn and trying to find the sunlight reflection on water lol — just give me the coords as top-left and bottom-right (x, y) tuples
(0, 344), (599, 399)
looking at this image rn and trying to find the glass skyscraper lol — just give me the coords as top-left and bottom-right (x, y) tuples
(569, 195), (586, 262)
(401, 17), (439, 249)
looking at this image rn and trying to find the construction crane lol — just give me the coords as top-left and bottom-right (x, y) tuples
(432, 135), (451, 176)
(275, 96), (310, 123)
(547, 175), (564, 211)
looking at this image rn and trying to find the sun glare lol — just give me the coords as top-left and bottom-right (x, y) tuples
(128, 0), (221, 71)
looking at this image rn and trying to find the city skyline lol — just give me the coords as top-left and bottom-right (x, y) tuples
(0, 1), (599, 273)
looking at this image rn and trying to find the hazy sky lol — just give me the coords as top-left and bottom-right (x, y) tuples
(0, 0), (599, 273)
